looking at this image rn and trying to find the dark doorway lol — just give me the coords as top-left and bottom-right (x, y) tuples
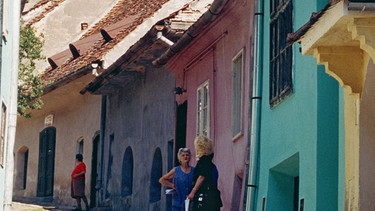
(149, 148), (162, 203)
(37, 127), (56, 197)
(175, 101), (187, 165)
(90, 134), (100, 208)
(166, 140), (173, 211)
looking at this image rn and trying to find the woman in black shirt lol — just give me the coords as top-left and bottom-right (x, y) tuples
(188, 135), (222, 211)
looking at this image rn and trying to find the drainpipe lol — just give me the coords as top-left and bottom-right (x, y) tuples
(156, 27), (174, 46)
(97, 95), (107, 207)
(4, 0), (21, 210)
(245, 0), (263, 210)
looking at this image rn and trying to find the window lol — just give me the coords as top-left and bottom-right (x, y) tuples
(0, 103), (6, 166)
(196, 81), (210, 136)
(2, 0), (8, 41)
(105, 134), (114, 199)
(76, 138), (84, 154)
(149, 148), (162, 203)
(16, 147), (29, 189)
(232, 50), (243, 139)
(270, 0), (293, 106)
(121, 147), (133, 197)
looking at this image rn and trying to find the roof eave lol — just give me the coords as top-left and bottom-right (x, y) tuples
(298, 1), (375, 56)
(81, 0), (212, 95)
(79, 0), (194, 95)
(79, 27), (160, 95)
(44, 64), (92, 94)
(100, 0), (192, 70)
(152, 0), (229, 67)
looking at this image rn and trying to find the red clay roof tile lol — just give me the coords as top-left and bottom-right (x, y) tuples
(41, 0), (169, 87)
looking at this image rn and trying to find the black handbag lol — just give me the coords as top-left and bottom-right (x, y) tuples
(192, 161), (223, 210)
(192, 186), (222, 210)
(193, 192), (208, 209)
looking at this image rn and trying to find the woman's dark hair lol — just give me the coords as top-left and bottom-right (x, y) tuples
(76, 154), (83, 162)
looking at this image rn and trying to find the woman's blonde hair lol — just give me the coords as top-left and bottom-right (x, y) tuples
(194, 135), (214, 157)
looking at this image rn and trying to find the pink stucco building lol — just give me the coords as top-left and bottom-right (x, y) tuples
(154, 0), (254, 209)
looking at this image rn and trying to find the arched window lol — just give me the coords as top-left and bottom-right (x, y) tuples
(16, 146), (29, 189)
(121, 147), (133, 197)
(149, 148), (162, 203)
(76, 138), (84, 154)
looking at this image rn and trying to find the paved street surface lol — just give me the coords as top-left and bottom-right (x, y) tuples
(11, 202), (77, 211)
(12, 202), (49, 210)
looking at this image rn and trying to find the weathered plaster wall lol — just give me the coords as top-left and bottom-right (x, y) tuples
(13, 75), (101, 206)
(102, 67), (175, 210)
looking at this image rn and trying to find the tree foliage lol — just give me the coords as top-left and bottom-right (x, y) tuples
(18, 23), (45, 118)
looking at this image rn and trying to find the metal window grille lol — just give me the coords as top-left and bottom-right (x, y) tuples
(270, 0), (293, 106)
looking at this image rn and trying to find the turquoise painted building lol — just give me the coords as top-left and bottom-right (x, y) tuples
(0, 0), (21, 210)
(246, 0), (345, 210)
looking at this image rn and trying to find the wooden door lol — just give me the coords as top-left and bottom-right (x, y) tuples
(37, 127), (56, 197)
(90, 135), (100, 208)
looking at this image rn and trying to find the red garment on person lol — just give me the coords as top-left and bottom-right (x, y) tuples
(71, 162), (86, 179)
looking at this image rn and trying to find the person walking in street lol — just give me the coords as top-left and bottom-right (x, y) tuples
(159, 147), (195, 211)
(187, 135), (222, 211)
(71, 154), (90, 211)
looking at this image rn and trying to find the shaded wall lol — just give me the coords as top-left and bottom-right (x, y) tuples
(102, 67), (175, 210)
(359, 59), (375, 210)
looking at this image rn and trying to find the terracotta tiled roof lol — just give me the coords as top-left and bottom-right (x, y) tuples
(81, 0), (215, 94)
(23, 0), (66, 26)
(22, 0), (56, 15)
(41, 0), (170, 92)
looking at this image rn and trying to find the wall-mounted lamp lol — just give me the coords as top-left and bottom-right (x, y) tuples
(155, 25), (164, 31)
(81, 22), (88, 30)
(173, 87), (186, 95)
(91, 62), (100, 76)
(155, 25), (174, 46)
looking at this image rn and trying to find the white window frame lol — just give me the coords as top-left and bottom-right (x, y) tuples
(232, 49), (244, 140)
(196, 80), (210, 137)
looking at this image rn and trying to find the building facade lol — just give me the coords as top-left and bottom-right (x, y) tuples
(14, 0), (209, 209)
(246, 0), (344, 210)
(1, 0), (21, 210)
(13, 0), (116, 207)
(14, 75), (101, 206)
(294, 1), (375, 210)
(82, 1), (216, 209)
(154, 0), (253, 209)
